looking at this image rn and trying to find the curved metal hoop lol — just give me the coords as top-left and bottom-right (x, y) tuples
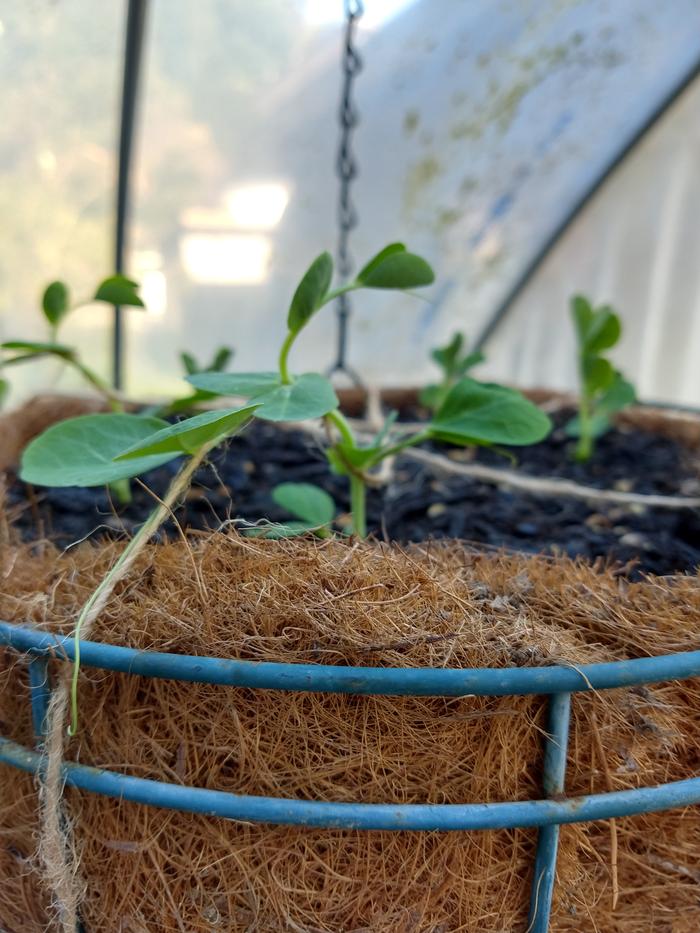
(1, 619), (699, 933)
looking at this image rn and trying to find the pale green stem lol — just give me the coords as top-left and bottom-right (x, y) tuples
(575, 398), (593, 462)
(66, 356), (123, 412)
(67, 443), (212, 735)
(325, 408), (355, 447)
(278, 331), (296, 385)
(109, 478), (132, 506)
(378, 429), (431, 462)
(349, 473), (367, 538)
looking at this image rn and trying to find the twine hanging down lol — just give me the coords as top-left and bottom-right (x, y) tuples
(328, 0), (364, 385)
(37, 448), (212, 931)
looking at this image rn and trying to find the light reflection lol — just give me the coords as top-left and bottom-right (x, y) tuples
(179, 234), (271, 285)
(225, 183), (289, 230)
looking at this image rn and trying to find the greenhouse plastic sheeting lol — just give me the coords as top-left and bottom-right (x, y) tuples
(1, 0), (699, 403)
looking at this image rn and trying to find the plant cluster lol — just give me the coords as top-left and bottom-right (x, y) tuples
(566, 295), (635, 461)
(0, 274), (144, 411)
(419, 331), (484, 412)
(20, 244), (551, 538)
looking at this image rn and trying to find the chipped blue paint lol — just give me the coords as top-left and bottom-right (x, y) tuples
(529, 692), (572, 933)
(28, 656), (51, 742)
(2, 620), (700, 697)
(2, 618), (700, 933)
(1, 735), (699, 831)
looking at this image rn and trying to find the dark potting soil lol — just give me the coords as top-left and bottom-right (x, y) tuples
(4, 411), (700, 577)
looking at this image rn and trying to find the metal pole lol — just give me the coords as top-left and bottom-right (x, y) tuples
(113, 0), (149, 390)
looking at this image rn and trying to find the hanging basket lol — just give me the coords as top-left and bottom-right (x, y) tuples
(1, 535), (699, 932)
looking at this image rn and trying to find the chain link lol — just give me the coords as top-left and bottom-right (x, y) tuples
(329, 0), (364, 384)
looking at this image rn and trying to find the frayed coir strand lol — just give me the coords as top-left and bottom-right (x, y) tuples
(1, 532), (700, 931)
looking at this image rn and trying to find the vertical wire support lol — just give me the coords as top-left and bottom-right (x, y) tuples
(113, 0), (149, 390)
(328, 0), (364, 386)
(28, 656), (51, 744)
(527, 691), (572, 933)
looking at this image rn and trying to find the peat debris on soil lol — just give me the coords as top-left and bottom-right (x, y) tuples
(3, 411), (700, 577)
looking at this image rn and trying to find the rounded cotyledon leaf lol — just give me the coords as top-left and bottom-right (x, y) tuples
(429, 377), (551, 447)
(94, 274), (144, 308)
(41, 281), (70, 327)
(272, 482), (335, 526)
(186, 371), (280, 398)
(357, 243), (434, 290)
(1, 340), (74, 359)
(287, 251), (334, 335)
(20, 413), (177, 488)
(115, 405), (259, 459)
(253, 373), (338, 422)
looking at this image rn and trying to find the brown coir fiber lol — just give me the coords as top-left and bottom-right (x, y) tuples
(1, 533), (700, 932)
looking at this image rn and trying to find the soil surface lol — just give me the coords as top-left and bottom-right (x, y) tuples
(4, 410), (700, 577)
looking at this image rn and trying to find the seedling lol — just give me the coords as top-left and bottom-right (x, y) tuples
(1, 274), (145, 502)
(566, 295), (635, 461)
(163, 344), (235, 415)
(419, 332), (484, 412)
(186, 244), (552, 536)
(20, 403), (259, 734)
(248, 483), (336, 538)
(0, 274), (144, 411)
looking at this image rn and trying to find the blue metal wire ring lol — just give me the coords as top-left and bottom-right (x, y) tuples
(2, 619), (699, 933)
(2, 620), (700, 697)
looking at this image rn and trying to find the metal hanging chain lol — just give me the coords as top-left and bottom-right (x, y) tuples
(328, 0), (364, 384)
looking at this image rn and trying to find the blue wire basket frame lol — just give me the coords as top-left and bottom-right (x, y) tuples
(1, 619), (699, 933)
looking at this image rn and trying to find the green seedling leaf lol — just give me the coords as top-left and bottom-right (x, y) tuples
(583, 306), (620, 355)
(1, 340), (74, 357)
(0, 377), (8, 406)
(564, 412), (611, 440)
(583, 356), (614, 396)
(571, 295), (594, 346)
(20, 414), (176, 488)
(180, 351), (198, 375)
(210, 346), (233, 372)
(327, 442), (382, 476)
(356, 243), (407, 283)
(571, 296), (621, 355)
(253, 373), (338, 422)
(372, 410), (398, 448)
(42, 281), (70, 327)
(272, 482), (335, 527)
(287, 252), (333, 335)
(357, 243), (434, 290)
(431, 332), (463, 373)
(597, 373), (636, 416)
(418, 384), (443, 410)
(116, 405), (258, 459)
(429, 377), (551, 447)
(187, 371), (280, 398)
(245, 520), (322, 539)
(94, 274), (145, 308)
(456, 349), (485, 376)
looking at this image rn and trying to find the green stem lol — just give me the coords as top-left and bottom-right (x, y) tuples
(575, 395), (593, 462)
(322, 281), (360, 305)
(67, 356), (123, 412)
(378, 429), (431, 462)
(278, 331), (296, 385)
(325, 408), (355, 447)
(349, 473), (367, 538)
(67, 443), (212, 735)
(109, 478), (132, 505)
